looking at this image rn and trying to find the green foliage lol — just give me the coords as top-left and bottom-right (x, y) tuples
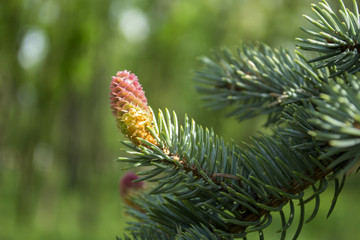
(116, 0), (360, 239)
(194, 43), (325, 125)
(309, 74), (360, 174)
(2, 0), (360, 239)
(297, 0), (360, 75)
(4, 0), (308, 239)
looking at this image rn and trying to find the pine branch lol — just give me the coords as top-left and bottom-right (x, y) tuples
(117, 104), (355, 239)
(297, 0), (360, 76)
(194, 43), (325, 125)
(309, 73), (360, 175)
(110, 1), (360, 239)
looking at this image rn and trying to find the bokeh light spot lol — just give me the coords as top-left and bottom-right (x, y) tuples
(118, 7), (150, 43)
(17, 28), (49, 69)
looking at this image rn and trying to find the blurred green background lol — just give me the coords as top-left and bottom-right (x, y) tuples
(1, 0), (359, 239)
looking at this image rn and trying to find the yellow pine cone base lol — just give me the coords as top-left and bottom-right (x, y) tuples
(119, 107), (157, 146)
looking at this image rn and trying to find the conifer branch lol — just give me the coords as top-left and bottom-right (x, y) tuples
(194, 44), (324, 125)
(297, 0), (360, 76)
(111, 1), (360, 239)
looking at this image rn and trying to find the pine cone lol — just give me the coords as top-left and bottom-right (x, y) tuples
(110, 70), (157, 146)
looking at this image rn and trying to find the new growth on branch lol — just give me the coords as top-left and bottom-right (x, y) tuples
(110, 1), (360, 239)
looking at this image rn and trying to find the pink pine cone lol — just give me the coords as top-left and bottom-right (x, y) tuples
(110, 70), (157, 146)
(110, 70), (149, 117)
(119, 172), (145, 212)
(120, 172), (144, 197)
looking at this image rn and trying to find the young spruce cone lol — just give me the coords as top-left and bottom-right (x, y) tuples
(110, 70), (157, 146)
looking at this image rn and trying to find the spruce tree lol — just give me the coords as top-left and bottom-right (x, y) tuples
(110, 1), (360, 239)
